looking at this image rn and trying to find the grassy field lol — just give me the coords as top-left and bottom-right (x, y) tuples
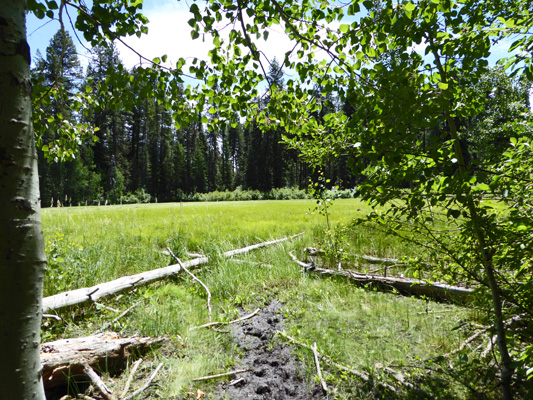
(41, 200), (487, 399)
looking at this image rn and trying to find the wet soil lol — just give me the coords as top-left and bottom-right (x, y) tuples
(210, 300), (325, 400)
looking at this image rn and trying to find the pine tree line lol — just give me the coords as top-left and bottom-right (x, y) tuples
(33, 31), (360, 206)
(33, 31), (531, 207)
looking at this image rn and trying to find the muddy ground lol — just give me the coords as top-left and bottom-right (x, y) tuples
(210, 300), (325, 400)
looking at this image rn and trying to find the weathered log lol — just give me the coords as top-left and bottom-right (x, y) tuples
(43, 234), (302, 313)
(305, 266), (473, 303)
(41, 332), (164, 389)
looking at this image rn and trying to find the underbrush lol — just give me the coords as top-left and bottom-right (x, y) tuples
(40, 200), (532, 399)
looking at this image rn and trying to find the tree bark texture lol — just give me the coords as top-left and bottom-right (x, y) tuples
(308, 267), (473, 303)
(0, 1), (47, 399)
(40, 332), (163, 389)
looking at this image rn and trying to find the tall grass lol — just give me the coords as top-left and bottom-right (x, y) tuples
(40, 200), (484, 399)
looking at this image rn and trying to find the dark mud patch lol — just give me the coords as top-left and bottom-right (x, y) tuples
(210, 300), (325, 400)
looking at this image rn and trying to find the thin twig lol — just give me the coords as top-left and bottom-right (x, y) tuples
(123, 362), (164, 400)
(42, 314), (62, 321)
(192, 369), (249, 382)
(120, 358), (143, 399)
(444, 313), (526, 358)
(311, 342), (328, 393)
(195, 308), (260, 329)
(94, 302), (119, 313)
(96, 301), (141, 334)
(167, 248), (212, 323)
(82, 365), (117, 400)
(481, 335), (497, 359)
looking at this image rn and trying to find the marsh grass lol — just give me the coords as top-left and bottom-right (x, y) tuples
(41, 200), (485, 398)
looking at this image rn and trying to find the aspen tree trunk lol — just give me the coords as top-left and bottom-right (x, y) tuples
(0, 1), (47, 399)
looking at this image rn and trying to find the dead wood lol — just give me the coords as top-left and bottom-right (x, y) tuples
(293, 255), (473, 303)
(43, 313), (62, 321)
(168, 248), (212, 322)
(120, 358), (143, 399)
(311, 342), (328, 393)
(122, 362), (163, 400)
(191, 369), (249, 382)
(96, 301), (141, 334)
(40, 332), (164, 389)
(83, 365), (117, 400)
(445, 313), (526, 358)
(43, 234), (301, 313)
(195, 308), (260, 329)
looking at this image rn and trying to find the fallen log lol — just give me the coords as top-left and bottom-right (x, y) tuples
(41, 332), (164, 389)
(311, 267), (472, 302)
(43, 234), (302, 313)
(293, 254), (473, 303)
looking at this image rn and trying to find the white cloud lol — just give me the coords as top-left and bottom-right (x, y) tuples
(116, 0), (297, 80)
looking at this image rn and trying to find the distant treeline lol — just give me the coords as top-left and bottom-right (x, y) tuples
(46, 186), (357, 207)
(33, 31), (361, 207)
(34, 31), (531, 208)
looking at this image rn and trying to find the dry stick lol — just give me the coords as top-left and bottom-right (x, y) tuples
(192, 369), (249, 382)
(123, 362), (164, 400)
(187, 252), (206, 258)
(444, 313), (526, 358)
(42, 314), (62, 321)
(446, 328), (488, 357)
(288, 251), (312, 268)
(82, 365), (117, 400)
(96, 301), (142, 334)
(228, 377), (246, 386)
(120, 358), (143, 399)
(311, 342), (328, 393)
(276, 331), (399, 394)
(94, 302), (120, 313)
(167, 248), (212, 323)
(196, 308), (261, 329)
(481, 335), (498, 359)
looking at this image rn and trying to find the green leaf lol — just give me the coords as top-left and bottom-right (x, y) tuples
(438, 82), (449, 90)
(404, 2), (416, 12)
(339, 24), (350, 33)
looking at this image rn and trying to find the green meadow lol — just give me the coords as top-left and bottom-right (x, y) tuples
(41, 200), (484, 399)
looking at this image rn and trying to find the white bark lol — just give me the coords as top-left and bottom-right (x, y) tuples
(0, 1), (47, 399)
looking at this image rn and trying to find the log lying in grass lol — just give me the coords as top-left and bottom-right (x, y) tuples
(41, 332), (163, 389)
(309, 267), (473, 302)
(43, 234), (302, 313)
(294, 250), (471, 302)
